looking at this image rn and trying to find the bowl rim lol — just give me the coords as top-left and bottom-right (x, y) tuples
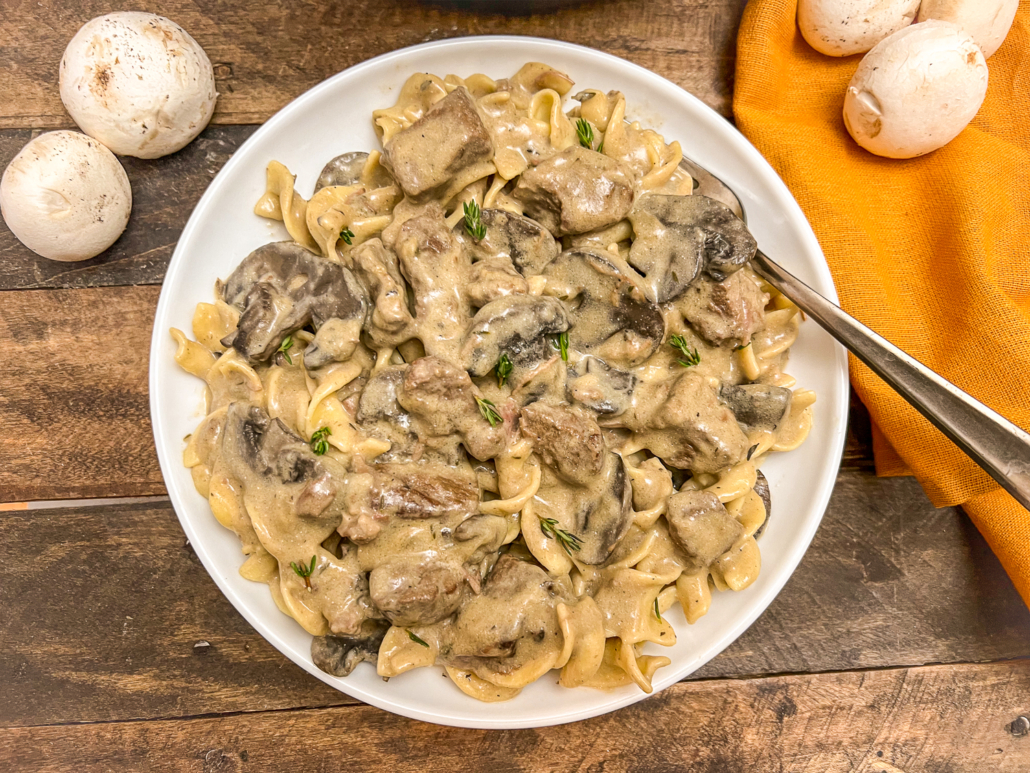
(149, 34), (849, 729)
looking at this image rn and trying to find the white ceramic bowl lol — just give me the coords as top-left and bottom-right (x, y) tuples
(150, 36), (849, 729)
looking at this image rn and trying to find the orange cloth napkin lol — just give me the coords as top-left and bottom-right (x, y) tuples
(733, 0), (1030, 607)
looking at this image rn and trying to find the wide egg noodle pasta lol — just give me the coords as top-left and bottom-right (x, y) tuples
(170, 61), (818, 702)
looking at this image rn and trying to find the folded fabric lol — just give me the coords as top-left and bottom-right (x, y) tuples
(733, 0), (1030, 607)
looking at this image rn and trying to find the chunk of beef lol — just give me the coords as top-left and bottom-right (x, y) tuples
(466, 257), (529, 307)
(355, 366), (418, 461)
(398, 356), (507, 461)
(382, 87), (494, 199)
(674, 271), (768, 347)
(369, 558), (466, 626)
(350, 238), (415, 350)
(513, 146), (634, 235)
(666, 489), (744, 568)
(520, 402), (604, 486)
(616, 373), (749, 474)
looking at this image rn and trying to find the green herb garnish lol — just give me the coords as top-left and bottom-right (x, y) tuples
(277, 336), (294, 365)
(597, 139), (604, 154)
(475, 396), (503, 427)
(407, 630), (430, 648)
(733, 342), (752, 352)
(576, 118), (595, 150)
(310, 426), (331, 455)
(463, 200), (486, 241)
(669, 334), (701, 367)
(539, 517), (583, 555)
(654, 597), (662, 622)
(495, 353), (513, 388)
(291, 555), (317, 590)
(550, 331), (569, 362)
(340, 226), (354, 245)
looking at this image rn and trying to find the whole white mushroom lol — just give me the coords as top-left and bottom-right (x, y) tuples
(798, 0), (921, 57)
(0, 131), (132, 261)
(59, 12), (217, 159)
(918, 0), (1019, 58)
(843, 21), (989, 159)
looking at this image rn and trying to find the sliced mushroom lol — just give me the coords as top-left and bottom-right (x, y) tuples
(753, 470), (772, 538)
(314, 151), (394, 193)
(220, 241), (369, 367)
(355, 366), (418, 461)
(720, 384), (793, 433)
(461, 295), (569, 380)
(311, 618), (390, 677)
(566, 356), (636, 416)
(543, 249), (665, 368)
(459, 209), (560, 275)
(628, 194), (758, 302)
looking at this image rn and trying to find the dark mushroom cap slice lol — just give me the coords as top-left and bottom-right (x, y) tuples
(460, 295), (569, 378)
(220, 241), (369, 366)
(719, 383), (793, 433)
(315, 152), (364, 192)
(566, 356), (636, 416)
(543, 248), (665, 368)
(311, 619), (390, 677)
(573, 452), (634, 565)
(628, 193), (757, 302)
(753, 470), (772, 538)
(458, 208), (560, 276)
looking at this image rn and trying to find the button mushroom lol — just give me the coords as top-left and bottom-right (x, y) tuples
(918, 0), (1018, 59)
(460, 295), (570, 381)
(59, 13), (217, 158)
(798, 0), (921, 57)
(0, 130), (131, 262)
(843, 21), (989, 159)
(513, 146), (634, 236)
(628, 194), (758, 302)
(314, 151), (395, 193)
(459, 208), (560, 276)
(543, 249), (665, 368)
(311, 619), (391, 677)
(220, 241), (369, 367)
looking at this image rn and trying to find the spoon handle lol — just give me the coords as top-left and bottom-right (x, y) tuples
(752, 249), (1030, 512)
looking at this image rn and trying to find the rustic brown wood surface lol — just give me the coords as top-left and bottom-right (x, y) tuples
(2, 0), (1028, 769)
(3, 661), (1029, 772)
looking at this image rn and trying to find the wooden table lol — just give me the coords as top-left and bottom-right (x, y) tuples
(2, 1), (1029, 770)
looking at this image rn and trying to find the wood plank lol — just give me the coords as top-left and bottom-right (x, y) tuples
(0, 126), (256, 291)
(2, 475), (1027, 728)
(0, 285), (879, 502)
(1, 0), (747, 131)
(3, 661), (1030, 772)
(0, 286), (165, 502)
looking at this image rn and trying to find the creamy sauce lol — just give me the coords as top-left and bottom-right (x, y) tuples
(173, 62), (815, 701)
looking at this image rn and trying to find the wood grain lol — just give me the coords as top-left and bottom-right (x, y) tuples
(1, 0), (747, 130)
(2, 480), (1027, 728)
(0, 126), (255, 291)
(0, 286), (165, 502)
(3, 660), (1030, 772)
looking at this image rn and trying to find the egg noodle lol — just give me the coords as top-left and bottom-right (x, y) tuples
(173, 63), (814, 701)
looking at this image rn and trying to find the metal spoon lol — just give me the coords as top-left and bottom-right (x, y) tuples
(678, 155), (1030, 512)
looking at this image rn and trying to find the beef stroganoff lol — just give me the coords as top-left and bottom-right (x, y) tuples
(172, 63), (815, 702)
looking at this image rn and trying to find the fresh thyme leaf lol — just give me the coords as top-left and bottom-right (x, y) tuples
(550, 331), (569, 361)
(539, 517), (583, 555)
(576, 118), (595, 150)
(496, 352), (513, 388)
(669, 334), (701, 367)
(339, 226), (354, 245)
(733, 341), (752, 352)
(475, 396), (503, 427)
(291, 555), (317, 589)
(597, 139), (604, 154)
(407, 630), (430, 648)
(654, 597), (662, 622)
(463, 200), (486, 241)
(277, 336), (294, 365)
(747, 443), (759, 461)
(310, 426), (331, 455)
